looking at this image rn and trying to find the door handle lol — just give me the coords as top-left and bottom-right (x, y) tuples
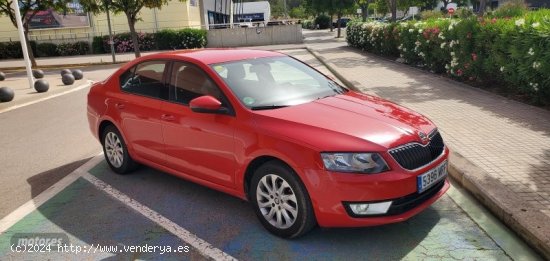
(161, 114), (175, 121)
(115, 103), (125, 109)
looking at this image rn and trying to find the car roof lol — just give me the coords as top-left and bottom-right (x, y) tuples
(146, 49), (286, 65)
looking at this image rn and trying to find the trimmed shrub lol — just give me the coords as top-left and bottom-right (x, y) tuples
(56, 41), (89, 56)
(346, 9), (550, 105)
(315, 14), (330, 29)
(36, 42), (59, 57)
(0, 41), (37, 59)
(155, 28), (207, 50)
(92, 36), (105, 54)
(1, 29), (208, 59)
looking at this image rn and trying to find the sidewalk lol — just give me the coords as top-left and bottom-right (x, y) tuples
(306, 42), (550, 258)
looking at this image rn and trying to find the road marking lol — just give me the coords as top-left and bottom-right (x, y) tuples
(81, 172), (237, 261)
(0, 153), (104, 233)
(0, 152), (237, 260)
(0, 80), (93, 114)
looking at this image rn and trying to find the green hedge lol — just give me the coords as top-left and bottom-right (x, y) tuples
(1, 28), (208, 59)
(0, 41), (37, 59)
(347, 9), (550, 105)
(155, 29), (207, 50)
(92, 29), (207, 54)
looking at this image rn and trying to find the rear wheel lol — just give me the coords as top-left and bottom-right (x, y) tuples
(101, 125), (137, 174)
(250, 161), (316, 238)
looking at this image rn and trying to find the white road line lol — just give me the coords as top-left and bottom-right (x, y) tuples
(0, 80), (93, 114)
(0, 153), (104, 233)
(81, 172), (237, 261)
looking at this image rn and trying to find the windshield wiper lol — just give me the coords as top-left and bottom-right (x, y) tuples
(250, 105), (289, 110)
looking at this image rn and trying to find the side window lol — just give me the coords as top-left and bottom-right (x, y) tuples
(119, 61), (167, 99)
(169, 62), (223, 105)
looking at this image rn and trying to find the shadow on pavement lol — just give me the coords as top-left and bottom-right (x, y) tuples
(27, 158), (92, 198)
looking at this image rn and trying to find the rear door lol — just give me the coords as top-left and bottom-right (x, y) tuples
(159, 61), (237, 188)
(112, 60), (169, 165)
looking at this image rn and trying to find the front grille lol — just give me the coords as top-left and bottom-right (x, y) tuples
(385, 179), (445, 215)
(389, 131), (445, 170)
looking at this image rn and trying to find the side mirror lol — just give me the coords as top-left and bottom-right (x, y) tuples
(190, 95), (224, 113)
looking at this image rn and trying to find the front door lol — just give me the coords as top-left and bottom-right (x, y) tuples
(160, 61), (236, 188)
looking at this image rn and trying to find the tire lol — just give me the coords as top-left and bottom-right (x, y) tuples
(101, 125), (137, 174)
(250, 161), (316, 238)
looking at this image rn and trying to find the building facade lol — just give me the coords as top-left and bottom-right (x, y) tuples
(0, 0), (202, 43)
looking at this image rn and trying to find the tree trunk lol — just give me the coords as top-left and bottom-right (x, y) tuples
(337, 12), (342, 38)
(361, 4), (368, 22)
(23, 27), (36, 67)
(388, 0), (397, 22)
(330, 14), (334, 32)
(126, 15), (141, 58)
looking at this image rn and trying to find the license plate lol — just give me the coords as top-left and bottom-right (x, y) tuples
(417, 160), (448, 193)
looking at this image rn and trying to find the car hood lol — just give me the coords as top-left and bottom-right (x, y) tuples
(252, 91), (436, 151)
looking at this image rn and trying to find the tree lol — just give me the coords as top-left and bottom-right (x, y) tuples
(289, 5), (307, 18)
(80, 0), (175, 58)
(0, 0), (66, 67)
(386, 0), (397, 21)
(307, 0), (354, 36)
(356, 0), (372, 21)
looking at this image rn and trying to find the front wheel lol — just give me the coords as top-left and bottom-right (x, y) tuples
(250, 161), (316, 238)
(101, 125), (137, 174)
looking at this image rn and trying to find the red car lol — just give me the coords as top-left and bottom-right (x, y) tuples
(87, 49), (449, 238)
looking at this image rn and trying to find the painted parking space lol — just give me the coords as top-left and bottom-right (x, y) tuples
(1, 157), (540, 260)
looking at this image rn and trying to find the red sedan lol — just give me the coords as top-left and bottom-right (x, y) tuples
(87, 49), (449, 238)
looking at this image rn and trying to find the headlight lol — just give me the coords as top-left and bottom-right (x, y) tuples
(321, 153), (389, 174)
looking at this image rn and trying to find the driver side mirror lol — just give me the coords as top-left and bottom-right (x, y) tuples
(189, 95), (226, 114)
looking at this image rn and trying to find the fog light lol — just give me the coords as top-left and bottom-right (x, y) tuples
(348, 201), (392, 215)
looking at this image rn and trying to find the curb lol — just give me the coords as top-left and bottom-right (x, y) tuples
(448, 151), (550, 259)
(306, 47), (359, 91)
(310, 46), (550, 259)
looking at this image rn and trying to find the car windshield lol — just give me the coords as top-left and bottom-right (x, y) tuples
(210, 56), (347, 110)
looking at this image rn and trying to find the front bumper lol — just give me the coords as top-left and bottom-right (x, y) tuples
(301, 147), (449, 227)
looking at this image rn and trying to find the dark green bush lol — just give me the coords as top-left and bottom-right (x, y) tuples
(92, 36), (105, 54)
(36, 43), (59, 57)
(315, 14), (330, 29)
(0, 41), (37, 59)
(56, 41), (89, 56)
(1, 29), (207, 59)
(155, 29), (207, 50)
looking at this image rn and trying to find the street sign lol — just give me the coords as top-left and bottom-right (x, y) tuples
(448, 8), (455, 14)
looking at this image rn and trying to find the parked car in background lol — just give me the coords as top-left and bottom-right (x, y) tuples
(238, 18), (253, 27)
(333, 17), (351, 27)
(87, 49), (449, 238)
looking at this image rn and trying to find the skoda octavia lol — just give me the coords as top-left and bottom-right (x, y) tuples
(87, 49), (449, 238)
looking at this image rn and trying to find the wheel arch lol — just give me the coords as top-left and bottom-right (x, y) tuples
(243, 155), (305, 201)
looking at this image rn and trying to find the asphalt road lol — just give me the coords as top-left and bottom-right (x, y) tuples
(0, 65), (118, 218)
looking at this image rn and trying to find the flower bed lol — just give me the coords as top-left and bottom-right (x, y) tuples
(347, 10), (550, 105)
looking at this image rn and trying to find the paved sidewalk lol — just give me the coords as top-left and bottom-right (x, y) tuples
(307, 42), (550, 258)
